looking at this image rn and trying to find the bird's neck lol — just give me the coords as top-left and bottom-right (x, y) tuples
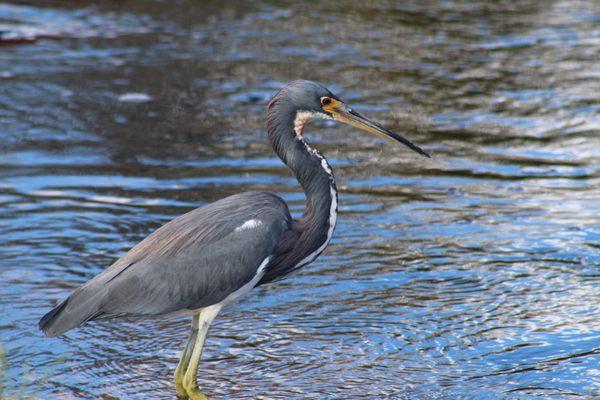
(290, 135), (337, 221)
(267, 108), (338, 264)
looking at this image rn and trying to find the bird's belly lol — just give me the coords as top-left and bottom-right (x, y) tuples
(218, 256), (270, 307)
(169, 256), (271, 318)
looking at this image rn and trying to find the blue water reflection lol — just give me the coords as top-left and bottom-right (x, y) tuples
(0, 1), (599, 399)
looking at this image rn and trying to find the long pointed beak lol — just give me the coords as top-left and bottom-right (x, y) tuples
(330, 102), (430, 158)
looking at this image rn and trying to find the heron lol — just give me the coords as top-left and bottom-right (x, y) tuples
(39, 80), (429, 399)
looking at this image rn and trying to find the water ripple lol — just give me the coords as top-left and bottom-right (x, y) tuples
(1, 1), (599, 399)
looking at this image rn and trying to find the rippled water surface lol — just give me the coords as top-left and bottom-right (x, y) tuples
(1, 1), (599, 399)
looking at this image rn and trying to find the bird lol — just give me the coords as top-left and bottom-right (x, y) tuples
(39, 80), (430, 399)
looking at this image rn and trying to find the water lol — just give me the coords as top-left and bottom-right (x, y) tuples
(1, 1), (599, 399)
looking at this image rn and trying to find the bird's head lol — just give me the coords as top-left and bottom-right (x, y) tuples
(268, 80), (430, 158)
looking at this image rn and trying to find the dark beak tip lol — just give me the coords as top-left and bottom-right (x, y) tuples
(407, 144), (431, 159)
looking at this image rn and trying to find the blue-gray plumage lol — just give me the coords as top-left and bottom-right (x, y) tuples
(39, 80), (429, 400)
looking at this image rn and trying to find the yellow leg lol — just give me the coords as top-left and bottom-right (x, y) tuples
(181, 305), (221, 400)
(175, 315), (199, 399)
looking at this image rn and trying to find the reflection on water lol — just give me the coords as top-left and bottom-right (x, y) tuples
(1, 0), (599, 399)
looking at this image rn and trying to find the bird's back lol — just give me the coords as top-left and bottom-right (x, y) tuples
(40, 191), (291, 337)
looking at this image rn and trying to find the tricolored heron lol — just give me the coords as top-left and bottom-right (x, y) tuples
(39, 80), (429, 399)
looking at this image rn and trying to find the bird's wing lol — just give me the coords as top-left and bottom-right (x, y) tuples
(40, 191), (291, 337)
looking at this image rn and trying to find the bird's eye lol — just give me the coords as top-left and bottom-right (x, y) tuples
(321, 97), (332, 106)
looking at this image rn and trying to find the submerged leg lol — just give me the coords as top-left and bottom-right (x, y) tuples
(182, 305), (222, 400)
(175, 315), (199, 399)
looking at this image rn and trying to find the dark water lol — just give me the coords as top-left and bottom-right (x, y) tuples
(1, 1), (599, 399)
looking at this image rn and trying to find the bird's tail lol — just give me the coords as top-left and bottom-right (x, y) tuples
(39, 299), (71, 337)
(39, 289), (105, 337)
(39, 261), (135, 337)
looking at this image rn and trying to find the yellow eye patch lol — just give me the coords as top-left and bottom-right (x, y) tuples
(320, 97), (342, 113)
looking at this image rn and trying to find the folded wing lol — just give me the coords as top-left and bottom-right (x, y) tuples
(39, 192), (291, 337)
